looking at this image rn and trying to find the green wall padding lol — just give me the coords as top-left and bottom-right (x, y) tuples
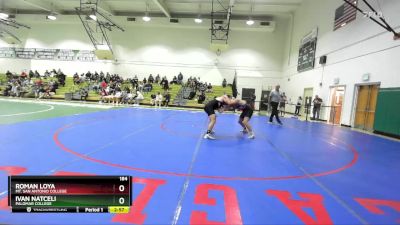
(374, 88), (400, 136)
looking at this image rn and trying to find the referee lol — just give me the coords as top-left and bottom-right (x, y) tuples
(268, 85), (283, 125)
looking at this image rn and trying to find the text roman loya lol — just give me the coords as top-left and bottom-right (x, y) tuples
(15, 183), (56, 190)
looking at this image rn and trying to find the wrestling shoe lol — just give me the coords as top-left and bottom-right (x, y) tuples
(248, 132), (255, 139)
(203, 133), (216, 140)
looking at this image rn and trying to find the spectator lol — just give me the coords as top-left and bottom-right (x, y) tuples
(44, 70), (50, 78)
(6, 70), (12, 78)
(222, 78), (227, 88)
(249, 93), (256, 109)
(177, 72), (183, 84)
(85, 71), (92, 80)
(57, 72), (66, 87)
(148, 74), (154, 83)
(198, 91), (206, 104)
(28, 70), (34, 79)
(312, 95), (323, 120)
(80, 88), (88, 101)
(206, 83), (213, 93)
(101, 80), (107, 90)
(34, 70), (40, 78)
(295, 96), (302, 116)
(73, 73), (80, 85)
(133, 90), (144, 106)
(21, 71), (27, 78)
(170, 76), (178, 85)
(279, 92), (287, 117)
(268, 85), (283, 125)
(143, 77), (147, 84)
(150, 93), (156, 106)
(3, 83), (12, 96)
(155, 92), (163, 107)
(155, 74), (161, 84)
(143, 83), (153, 93)
(161, 78), (169, 90)
(164, 91), (171, 107)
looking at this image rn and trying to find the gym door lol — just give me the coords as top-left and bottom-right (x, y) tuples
(354, 84), (379, 131)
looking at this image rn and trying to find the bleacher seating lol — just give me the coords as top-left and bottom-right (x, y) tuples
(0, 73), (232, 108)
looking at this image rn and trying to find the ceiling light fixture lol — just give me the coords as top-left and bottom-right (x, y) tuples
(46, 14), (57, 21)
(89, 9), (97, 21)
(194, 18), (203, 23)
(89, 14), (97, 21)
(195, 3), (203, 24)
(247, 0), (255, 26)
(142, 13), (151, 22)
(246, 19), (255, 26)
(142, 1), (151, 22)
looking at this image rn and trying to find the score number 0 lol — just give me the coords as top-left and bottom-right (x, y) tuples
(118, 176), (128, 205)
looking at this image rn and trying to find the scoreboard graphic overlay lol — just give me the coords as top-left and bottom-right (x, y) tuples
(8, 176), (132, 213)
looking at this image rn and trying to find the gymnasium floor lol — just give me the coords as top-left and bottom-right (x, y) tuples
(0, 98), (399, 225)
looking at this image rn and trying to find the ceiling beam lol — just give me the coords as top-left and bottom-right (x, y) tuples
(21, 0), (62, 14)
(98, 0), (114, 16)
(9, 10), (275, 21)
(153, 0), (171, 18)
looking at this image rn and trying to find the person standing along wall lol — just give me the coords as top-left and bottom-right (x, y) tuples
(268, 85), (283, 125)
(312, 95), (323, 120)
(295, 96), (302, 116)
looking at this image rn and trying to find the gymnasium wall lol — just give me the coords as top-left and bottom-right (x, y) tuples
(0, 15), (288, 86)
(280, 0), (400, 126)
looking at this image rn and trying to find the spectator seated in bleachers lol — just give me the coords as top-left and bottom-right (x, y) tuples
(121, 90), (132, 104)
(37, 85), (52, 99)
(85, 71), (92, 81)
(222, 78), (227, 88)
(150, 93), (156, 106)
(55, 71), (66, 87)
(143, 83), (152, 93)
(198, 91), (206, 104)
(155, 74), (160, 84)
(44, 70), (50, 78)
(163, 91), (171, 107)
(177, 72), (183, 85)
(161, 77), (169, 90)
(113, 86), (122, 105)
(148, 74), (154, 83)
(155, 92), (163, 107)
(80, 88), (88, 101)
(206, 83), (213, 93)
(34, 70), (40, 78)
(2, 84), (12, 96)
(170, 76), (178, 85)
(29, 70), (35, 79)
(73, 73), (80, 85)
(51, 69), (58, 77)
(102, 87), (115, 104)
(133, 90), (144, 106)
(6, 70), (12, 79)
(20, 71), (27, 79)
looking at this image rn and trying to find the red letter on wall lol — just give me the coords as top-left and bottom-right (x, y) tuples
(266, 190), (333, 225)
(355, 198), (400, 222)
(112, 178), (166, 225)
(190, 184), (242, 225)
